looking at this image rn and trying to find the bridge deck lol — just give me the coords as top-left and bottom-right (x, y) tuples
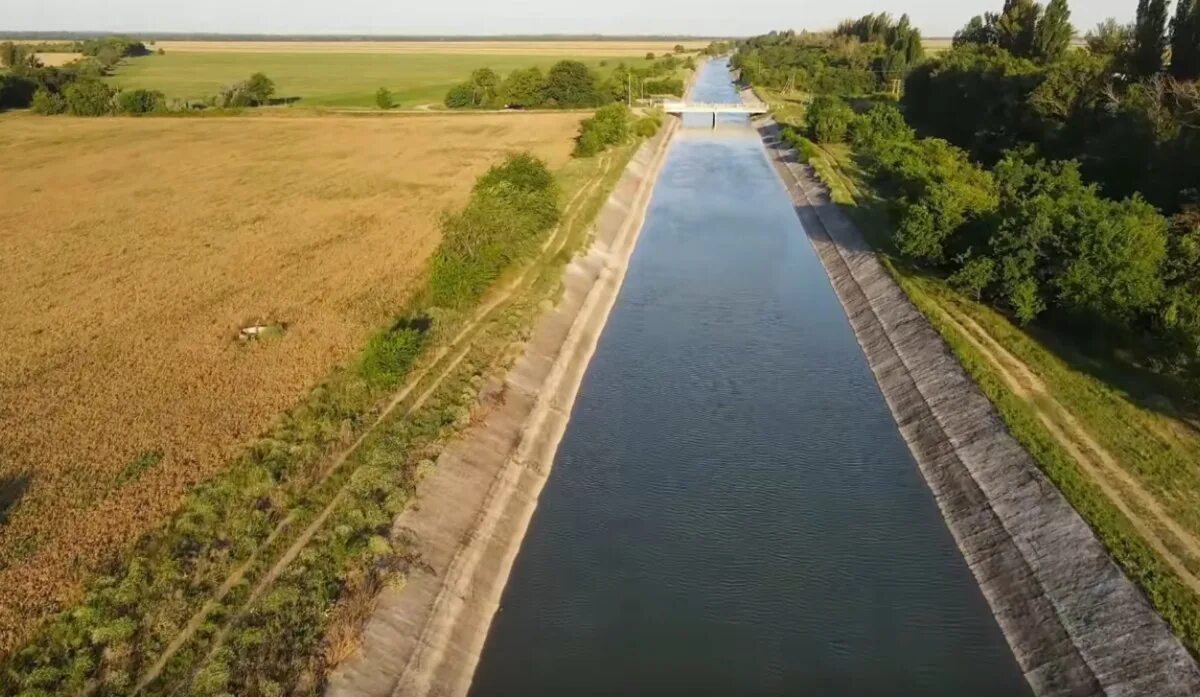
(662, 101), (769, 115)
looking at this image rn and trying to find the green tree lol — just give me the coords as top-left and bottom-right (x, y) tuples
(444, 82), (475, 109)
(64, 79), (115, 116)
(645, 52), (656, 60)
(30, 88), (67, 114)
(116, 88), (165, 114)
(0, 74), (37, 110)
(470, 67), (500, 106)
(674, 44), (686, 53)
(573, 103), (631, 157)
(955, 14), (1000, 47)
(950, 256), (998, 299)
(375, 87), (393, 110)
(500, 67), (545, 108)
(543, 60), (600, 107)
(244, 72), (275, 105)
(1085, 18), (1133, 60)
(1033, 0), (1074, 63)
(1131, 0), (1169, 77)
(997, 0), (1042, 58)
(1170, 0), (1200, 79)
(849, 103), (914, 149)
(806, 96), (855, 143)
(988, 153), (1166, 323)
(0, 41), (20, 68)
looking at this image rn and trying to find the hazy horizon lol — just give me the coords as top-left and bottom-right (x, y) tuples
(0, 0), (1141, 39)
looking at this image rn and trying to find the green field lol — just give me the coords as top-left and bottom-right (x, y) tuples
(105, 52), (640, 108)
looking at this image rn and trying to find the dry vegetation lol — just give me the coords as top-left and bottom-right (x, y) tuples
(31, 52), (83, 66)
(152, 40), (707, 56)
(0, 111), (583, 650)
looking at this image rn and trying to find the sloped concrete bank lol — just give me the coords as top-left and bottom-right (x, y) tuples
(326, 122), (677, 697)
(756, 118), (1200, 697)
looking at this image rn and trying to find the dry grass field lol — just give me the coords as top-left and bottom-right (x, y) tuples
(32, 51), (83, 66)
(153, 40), (707, 56)
(0, 112), (583, 640)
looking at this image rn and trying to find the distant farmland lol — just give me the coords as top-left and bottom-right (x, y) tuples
(0, 111), (584, 648)
(106, 41), (692, 107)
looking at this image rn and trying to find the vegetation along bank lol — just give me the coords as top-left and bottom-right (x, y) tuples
(739, 0), (1200, 688)
(0, 97), (665, 695)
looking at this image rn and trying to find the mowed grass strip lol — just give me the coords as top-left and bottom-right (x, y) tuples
(106, 51), (645, 107)
(0, 112), (584, 652)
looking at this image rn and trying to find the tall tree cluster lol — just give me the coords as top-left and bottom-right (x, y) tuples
(1171, 0), (1200, 78)
(956, 0), (1074, 62)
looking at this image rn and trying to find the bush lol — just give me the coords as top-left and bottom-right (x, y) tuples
(806, 95), (855, 143)
(645, 52), (656, 60)
(949, 255), (997, 299)
(444, 82), (475, 109)
(573, 103), (631, 157)
(429, 154), (560, 308)
(642, 77), (684, 96)
(116, 88), (165, 114)
(0, 73), (37, 110)
(633, 115), (660, 137)
(31, 88), (67, 114)
(375, 87), (393, 110)
(244, 72), (275, 104)
(849, 104), (913, 150)
(64, 79), (115, 116)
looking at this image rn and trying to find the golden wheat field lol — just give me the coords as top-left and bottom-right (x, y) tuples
(0, 111), (583, 637)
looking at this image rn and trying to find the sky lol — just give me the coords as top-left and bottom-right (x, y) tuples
(0, 0), (1142, 38)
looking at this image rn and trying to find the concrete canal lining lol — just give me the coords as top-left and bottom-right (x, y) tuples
(325, 121), (677, 697)
(755, 117), (1200, 697)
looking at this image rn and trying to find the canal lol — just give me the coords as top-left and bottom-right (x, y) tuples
(468, 59), (1031, 697)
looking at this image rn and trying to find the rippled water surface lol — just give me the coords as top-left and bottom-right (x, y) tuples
(468, 60), (1031, 697)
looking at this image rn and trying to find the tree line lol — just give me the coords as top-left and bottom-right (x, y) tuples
(747, 0), (1200, 387)
(443, 54), (695, 110)
(732, 15), (923, 96)
(1, 36), (280, 115)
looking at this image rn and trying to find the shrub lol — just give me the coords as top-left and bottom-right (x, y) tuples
(375, 87), (393, 110)
(64, 79), (115, 116)
(949, 255), (997, 299)
(31, 88), (67, 114)
(806, 95), (855, 143)
(646, 52), (656, 60)
(429, 154), (560, 308)
(244, 72), (276, 104)
(0, 73), (37, 110)
(633, 116), (659, 137)
(849, 104), (914, 150)
(642, 77), (684, 96)
(444, 82), (475, 109)
(116, 88), (165, 114)
(218, 83), (253, 108)
(573, 103), (631, 157)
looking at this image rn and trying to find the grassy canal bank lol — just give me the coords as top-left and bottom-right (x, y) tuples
(1, 112), (654, 696)
(764, 102), (1200, 661)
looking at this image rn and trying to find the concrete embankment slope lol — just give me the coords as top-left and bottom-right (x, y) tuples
(756, 117), (1200, 697)
(326, 122), (677, 697)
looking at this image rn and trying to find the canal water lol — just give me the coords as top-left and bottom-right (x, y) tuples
(468, 60), (1031, 697)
